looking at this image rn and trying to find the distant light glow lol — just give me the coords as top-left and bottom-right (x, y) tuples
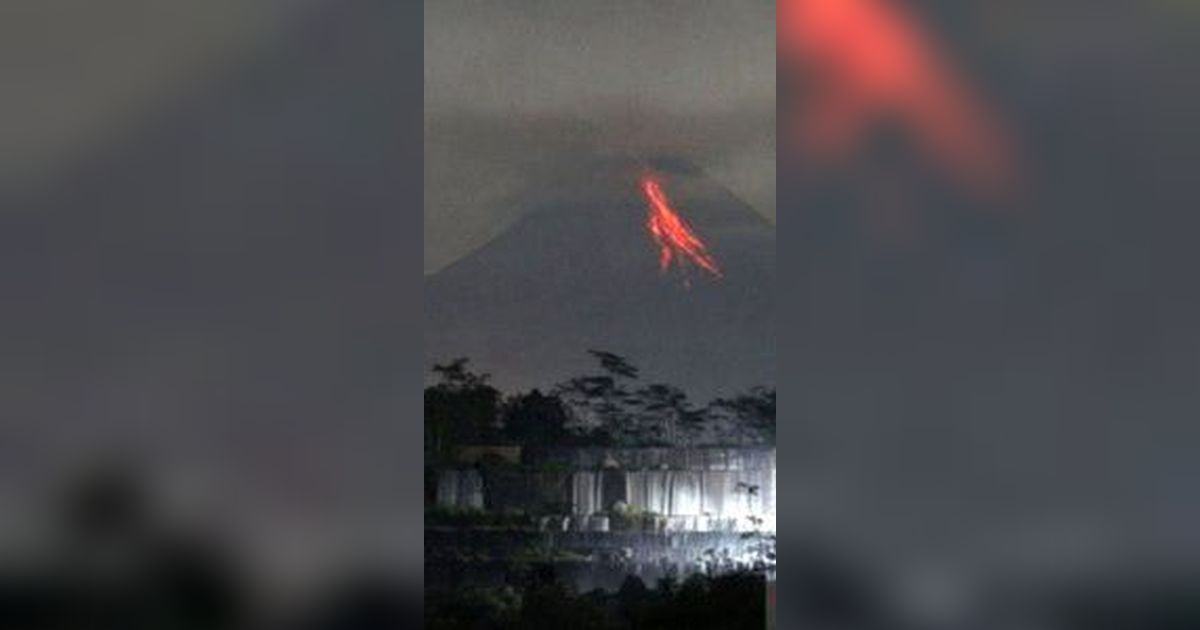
(641, 175), (722, 280)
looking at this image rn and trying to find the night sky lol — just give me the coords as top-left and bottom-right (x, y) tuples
(424, 0), (775, 273)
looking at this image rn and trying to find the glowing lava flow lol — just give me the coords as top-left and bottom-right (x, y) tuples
(641, 175), (722, 279)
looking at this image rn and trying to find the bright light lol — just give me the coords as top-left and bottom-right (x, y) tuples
(641, 175), (722, 279)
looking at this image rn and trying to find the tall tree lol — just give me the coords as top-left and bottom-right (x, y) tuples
(555, 350), (640, 445)
(635, 383), (703, 446)
(712, 387), (775, 446)
(425, 358), (501, 461)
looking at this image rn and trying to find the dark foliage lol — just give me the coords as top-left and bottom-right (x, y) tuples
(426, 358), (503, 460)
(555, 351), (643, 446)
(586, 350), (639, 380)
(711, 386), (775, 446)
(428, 351), (775, 450)
(500, 390), (570, 446)
(425, 566), (767, 630)
(633, 383), (701, 446)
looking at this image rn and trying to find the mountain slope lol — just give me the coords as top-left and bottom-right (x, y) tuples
(425, 158), (775, 399)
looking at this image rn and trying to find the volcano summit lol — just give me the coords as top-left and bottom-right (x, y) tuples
(424, 158), (775, 399)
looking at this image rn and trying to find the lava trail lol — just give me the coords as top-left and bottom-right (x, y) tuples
(641, 175), (722, 279)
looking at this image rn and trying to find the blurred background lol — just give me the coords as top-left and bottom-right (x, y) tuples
(2, 0), (1199, 628)
(780, 0), (1200, 628)
(0, 1), (422, 627)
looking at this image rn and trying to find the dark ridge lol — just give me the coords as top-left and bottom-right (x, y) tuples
(425, 159), (775, 400)
(645, 155), (705, 176)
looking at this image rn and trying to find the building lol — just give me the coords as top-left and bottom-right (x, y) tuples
(434, 446), (776, 534)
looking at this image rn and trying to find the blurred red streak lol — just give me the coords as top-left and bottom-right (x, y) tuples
(779, 0), (1014, 195)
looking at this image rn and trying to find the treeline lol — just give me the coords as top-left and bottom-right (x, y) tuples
(425, 351), (774, 462)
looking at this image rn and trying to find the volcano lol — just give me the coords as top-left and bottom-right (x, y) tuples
(425, 157), (775, 399)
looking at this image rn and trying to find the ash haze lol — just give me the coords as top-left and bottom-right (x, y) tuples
(424, 0), (775, 273)
(0, 0), (324, 189)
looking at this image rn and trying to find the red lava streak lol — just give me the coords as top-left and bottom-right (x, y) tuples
(641, 175), (722, 279)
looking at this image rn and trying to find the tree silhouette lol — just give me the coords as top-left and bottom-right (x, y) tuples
(712, 387), (775, 446)
(586, 350), (639, 379)
(636, 383), (703, 446)
(500, 389), (570, 446)
(555, 350), (642, 445)
(425, 358), (501, 461)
